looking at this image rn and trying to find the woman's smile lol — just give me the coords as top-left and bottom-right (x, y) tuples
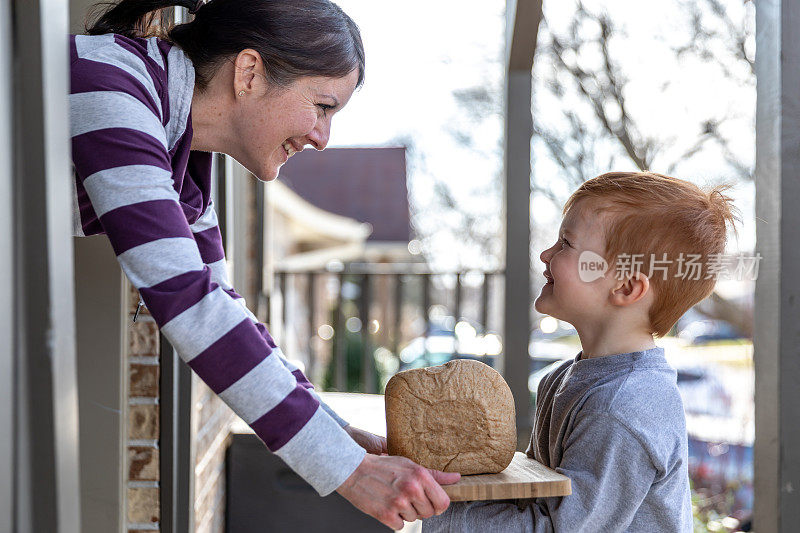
(282, 139), (301, 159)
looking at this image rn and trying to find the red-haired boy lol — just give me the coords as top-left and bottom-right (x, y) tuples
(424, 171), (740, 532)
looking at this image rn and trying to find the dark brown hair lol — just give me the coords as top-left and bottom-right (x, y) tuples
(87, 0), (365, 91)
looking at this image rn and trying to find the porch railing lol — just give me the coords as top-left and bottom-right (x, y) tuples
(264, 264), (505, 394)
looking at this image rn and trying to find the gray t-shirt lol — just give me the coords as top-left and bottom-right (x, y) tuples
(423, 347), (692, 532)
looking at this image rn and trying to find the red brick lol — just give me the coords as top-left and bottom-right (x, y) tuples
(128, 319), (159, 357)
(128, 404), (159, 440)
(127, 487), (159, 524)
(128, 446), (159, 481)
(130, 364), (159, 398)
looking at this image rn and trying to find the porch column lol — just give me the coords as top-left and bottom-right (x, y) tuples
(0, 0), (14, 529)
(504, 0), (542, 445)
(754, 0), (800, 529)
(12, 0), (81, 531)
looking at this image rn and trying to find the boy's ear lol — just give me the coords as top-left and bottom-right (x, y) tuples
(608, 271), (650, 307)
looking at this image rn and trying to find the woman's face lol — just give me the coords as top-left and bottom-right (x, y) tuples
(230, 50), (360, 181)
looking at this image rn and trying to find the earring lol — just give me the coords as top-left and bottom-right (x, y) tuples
(238, 90), (245, 97)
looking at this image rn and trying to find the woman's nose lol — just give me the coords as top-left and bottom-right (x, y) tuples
(307, 119), (331, 151)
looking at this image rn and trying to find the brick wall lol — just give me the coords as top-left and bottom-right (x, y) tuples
(193, 379), (236, 533)
(126, 283), (161, 531)
(125, 282), (236, 532)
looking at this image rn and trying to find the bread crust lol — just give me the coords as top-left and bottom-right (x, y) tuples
(385, 359), (516, 474)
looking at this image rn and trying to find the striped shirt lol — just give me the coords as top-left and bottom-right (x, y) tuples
(69, 33), (365, 496)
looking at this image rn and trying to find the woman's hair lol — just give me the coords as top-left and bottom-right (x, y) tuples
(563, 171), (741, 338)
(86, 0), (365, 92)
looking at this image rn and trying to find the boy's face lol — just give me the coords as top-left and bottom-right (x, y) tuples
(535, 200), (614, 325)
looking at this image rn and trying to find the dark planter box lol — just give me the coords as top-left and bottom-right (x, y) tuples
(226, 433), (388, 532)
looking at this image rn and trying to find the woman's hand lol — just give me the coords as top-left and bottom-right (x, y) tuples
(344, 424), (388, 455)
(335, 453), (461, 530)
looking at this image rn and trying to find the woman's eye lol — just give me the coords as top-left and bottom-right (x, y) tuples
(318, 104), (334, 117)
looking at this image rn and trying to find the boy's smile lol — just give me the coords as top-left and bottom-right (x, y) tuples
(535, 199), (611, 325)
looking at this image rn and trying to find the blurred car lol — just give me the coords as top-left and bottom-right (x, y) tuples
(677, 319), (742, 345)
(675, 366), (732, 417)
(397, 320), (500, 371)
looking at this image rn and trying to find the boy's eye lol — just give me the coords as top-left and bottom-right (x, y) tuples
(560, 237), (570, 248)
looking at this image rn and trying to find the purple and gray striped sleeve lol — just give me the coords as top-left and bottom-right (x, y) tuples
(69, 34), (364, 495)
(191, 198), (352, 427)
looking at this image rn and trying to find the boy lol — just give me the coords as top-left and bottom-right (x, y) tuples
(423, 171), (739, 532)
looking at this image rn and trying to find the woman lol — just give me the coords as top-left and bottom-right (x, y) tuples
(71, 0), (459, 528)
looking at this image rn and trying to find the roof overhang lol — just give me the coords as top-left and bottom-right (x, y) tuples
(268, 179), (372, 245)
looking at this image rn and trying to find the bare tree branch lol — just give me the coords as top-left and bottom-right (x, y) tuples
(431, 0), (754, 271)
(676, 0), (754, 79)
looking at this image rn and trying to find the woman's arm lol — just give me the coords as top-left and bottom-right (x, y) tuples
(189, 200), (353, 429)
(70, 49), (364, 496)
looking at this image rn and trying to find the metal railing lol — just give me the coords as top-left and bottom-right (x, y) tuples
(265, 264), (504, 394)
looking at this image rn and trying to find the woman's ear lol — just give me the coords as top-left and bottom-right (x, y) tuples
(233, 49), (264, 95)
(609, 271), (650, 307)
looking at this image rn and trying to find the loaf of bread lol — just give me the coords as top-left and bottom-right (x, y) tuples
(385, 359), (516, 475)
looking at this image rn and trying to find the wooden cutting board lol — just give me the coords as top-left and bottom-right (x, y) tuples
(443, 452), (572, 502)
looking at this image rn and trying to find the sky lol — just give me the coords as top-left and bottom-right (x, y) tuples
(328, 0), (506, 272)
(326, 0), (757, 290)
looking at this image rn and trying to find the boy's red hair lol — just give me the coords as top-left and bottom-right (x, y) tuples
(563, 171), (740, 337)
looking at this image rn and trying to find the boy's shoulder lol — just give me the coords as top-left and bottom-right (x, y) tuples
(580, 363), (687, 462)
(582, 361), (683, 419)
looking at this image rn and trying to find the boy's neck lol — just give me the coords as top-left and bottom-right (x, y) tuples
(575, 321), (656, 359)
